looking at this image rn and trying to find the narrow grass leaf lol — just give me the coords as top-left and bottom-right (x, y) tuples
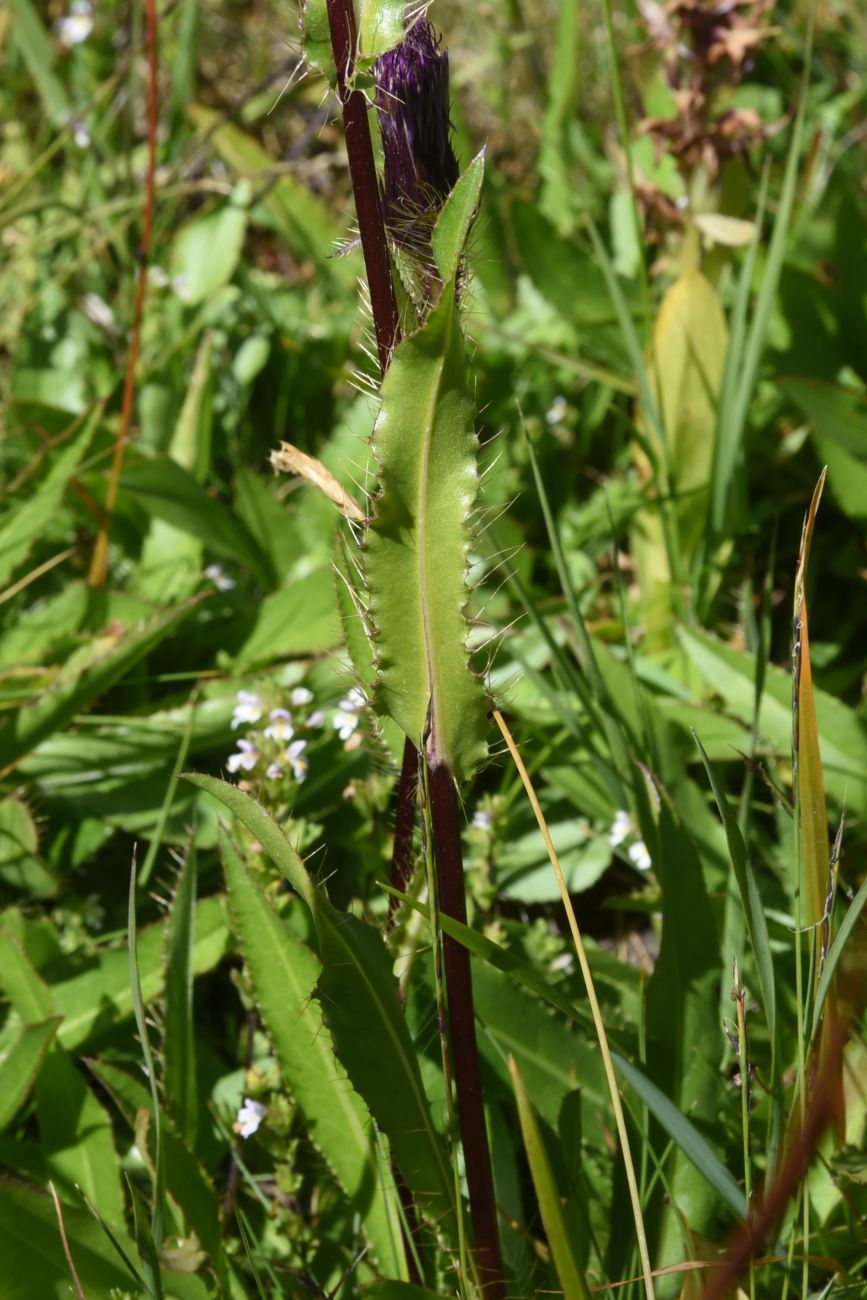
(612, 1053), (746, 1221)
(693, 732), (776, 1043)
(7, 0), (70, 124)
(509, 1056), (592, 1300)
(163, 847), (198, 1150)
(794, 470), (830, 930)
(0, 411), (97, 590)
(0, 598), (204, 775)
(128, 856), (165, 1252)
(810, 876), (867, 1045)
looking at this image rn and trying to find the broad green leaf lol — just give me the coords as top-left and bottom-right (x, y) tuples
(366, 281), (487, 782)
(87, 1060), (243, 1297)
(121, 457), (271, 585)
(163, 851), (198, 1149)
(186, 106), (345, 272)
(170, 183), (250, 307)
(0, 598), (203, 774)
(220, 833), (405, 1276)
(301, 0), (406, 84)
(0, 1019), (61, 1132)
(231, 570), (339, 668)
(678, 625), (867, 814)
(693, 734), (776, 1044)
(138, 333), (214, 603)
(35, 1050), (124, 1228)
(0, 1179), (137, 1297)
(52, 897), (229, 1050)
(510, 1057), (592, 1300)
(0, 798), (58, 899)
(0, 412), (96, 591)
(642, 798), (723, 1259)
(432, 153), (485, 284)
(613, 1052), (746, 1222)
(0, 929), (53, 1022)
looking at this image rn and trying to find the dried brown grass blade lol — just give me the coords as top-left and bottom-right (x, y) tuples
(270, 441), (365, 522)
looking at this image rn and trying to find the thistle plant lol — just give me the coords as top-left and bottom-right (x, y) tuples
(314, 2), (503, 1293)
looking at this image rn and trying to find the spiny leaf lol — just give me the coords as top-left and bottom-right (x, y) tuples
(365, 279), (487, 783)
(182, 775), (458, 1239)
(301, 0), (406, 85)
(219, 832), (405, 1276)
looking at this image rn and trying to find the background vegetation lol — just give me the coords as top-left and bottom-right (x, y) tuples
(0, 0), (865, 1297)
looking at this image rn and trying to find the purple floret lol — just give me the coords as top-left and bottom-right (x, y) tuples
(374, 19), (459, 232)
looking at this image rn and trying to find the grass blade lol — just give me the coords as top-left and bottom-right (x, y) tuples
(509, 1056), (592, 1300)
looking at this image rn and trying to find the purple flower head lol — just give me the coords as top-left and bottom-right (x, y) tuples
(374, 20), (459, 236)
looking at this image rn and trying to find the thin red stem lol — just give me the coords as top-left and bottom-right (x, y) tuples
(325, 0), (400, 373)
(428, 761), (505, 1299)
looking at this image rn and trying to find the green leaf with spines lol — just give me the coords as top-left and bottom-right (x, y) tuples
(181, 774), (458, 1242)
(301, 0), (407, 86)
(364, 277), (487, 783)
(219, 831), (405, 1277)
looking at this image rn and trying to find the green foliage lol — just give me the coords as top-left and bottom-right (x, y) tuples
(1, 0), (866, 1295)
(365, 278), (487, 782)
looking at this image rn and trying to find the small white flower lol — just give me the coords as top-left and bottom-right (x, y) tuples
(284, 739), (308, 782)
(72, 120), (91, 149)
(306, 709), (325, 729)
(56, 0), (93, 47)
(549, 951), (575, 975)
(171, 273), (191, 301)
(472, 809), (493, 832)
(264, 708), (294, 742)
(545, 394), (568, 426)
(204, 563), (235, 592)
(609, 809), (633, 848)
(333, 709), (359, 741)
(79, 292), (115, 334)
(266, 762), (283, 780)
(290, 686), (314, 707)
(148, 265), (171, 289)
(333, 687), (365, 741)
(231, 691), (263, 729)
(234, 1098), (266, 1139)
(627, 840), (652, 872)
(226, 738), (258, 773)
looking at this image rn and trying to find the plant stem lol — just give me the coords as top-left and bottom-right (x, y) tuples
(325, 0), (400, 374)
(325, 0), (419, 907)
(89, 0), (158, 587)
(428, 760), (504, 1300)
